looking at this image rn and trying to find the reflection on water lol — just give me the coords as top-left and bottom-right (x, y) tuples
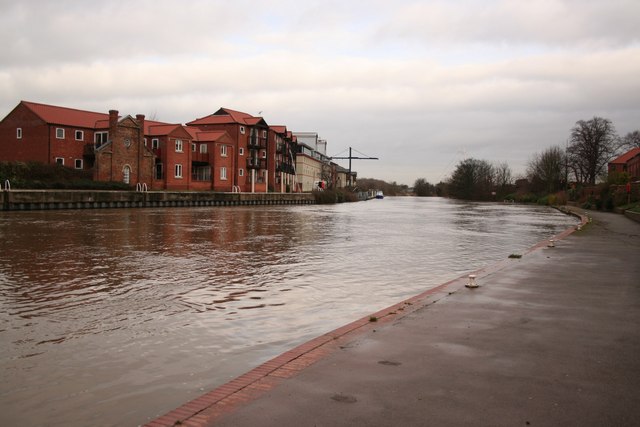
(0, 197), (577, 426)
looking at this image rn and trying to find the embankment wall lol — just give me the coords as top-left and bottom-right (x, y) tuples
(0, 190), (314, 211)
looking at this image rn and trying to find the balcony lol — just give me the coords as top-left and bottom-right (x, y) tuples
(246, 157), (265, 169)
(248, 134), (267, 149)
(191, 151), (210, 164)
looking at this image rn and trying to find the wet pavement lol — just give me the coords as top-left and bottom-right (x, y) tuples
(148, 208), (640, 427)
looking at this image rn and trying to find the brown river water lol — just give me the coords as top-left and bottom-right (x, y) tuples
(0, 197), (578, 426)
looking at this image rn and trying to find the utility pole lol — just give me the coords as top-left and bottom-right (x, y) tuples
(331, 147), (379, 187)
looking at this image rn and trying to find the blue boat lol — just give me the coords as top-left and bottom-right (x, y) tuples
(375, 191), (384, 199)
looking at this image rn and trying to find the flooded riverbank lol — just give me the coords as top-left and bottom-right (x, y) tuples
(0, 197), (577, 426)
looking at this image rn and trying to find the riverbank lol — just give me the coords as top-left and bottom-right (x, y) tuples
(0, 189), (314, 211)
(147, 207), (640, 426)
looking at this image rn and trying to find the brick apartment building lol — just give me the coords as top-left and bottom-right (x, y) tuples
(0, 101), (306, 192)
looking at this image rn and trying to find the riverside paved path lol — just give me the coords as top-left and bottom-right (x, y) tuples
(148, 208), (640, 427)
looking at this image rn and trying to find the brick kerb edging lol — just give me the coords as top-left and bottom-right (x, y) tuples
(145, 207), (587, 427)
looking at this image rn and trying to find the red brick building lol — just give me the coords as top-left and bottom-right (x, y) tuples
(609, 147), (640, 181)
(269, 125), (298, 193)
(1, 101), (303, 192)
(187, 108), (271, 193)
(93, 110), (155, 186)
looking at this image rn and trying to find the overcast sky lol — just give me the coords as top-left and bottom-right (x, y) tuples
(1, 0), (638, 185)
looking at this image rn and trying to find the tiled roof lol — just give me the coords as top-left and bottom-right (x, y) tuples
(270, 125), (287, 134)
(147, 123), (183, 136)
(187, 114), (236, 126)
(185, 127), (231, 142)
(22, 100), (109, 128)
(189, 107), (267, 127)
(610, 148), (640, 164)
(216, 107), (254, 123)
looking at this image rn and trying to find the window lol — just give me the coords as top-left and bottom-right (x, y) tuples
(56, 128), (65, 139)
(17, 128), (22, 139)
(75, 130), (84, 141)
(55, 157), (64, 165)
(74, 159), (83, 169)
(200, 144), (208, 154)
(240, 126), (245, 134)
(192, 143), (197, 152)
(123, 166), (131, 184)
(239, 168), (244, 177)
(175, 164), (183, 178)
(95, 131), (108, 145)
(239, 147), (244, 155)
(152, 138), (159, 149)
(262, 150), (267, 158)
(221, 145), (228, 157)
(220, 167), (227, 180)
(262, 130), (267, 138)
(175, 139), (183, 152)
(144, 138), (148, 146)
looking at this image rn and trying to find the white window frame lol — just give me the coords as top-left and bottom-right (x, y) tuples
(240, 126), (245, 134)
(262, 130), (267, 138)
(192, 143), (197, 152)
(239, 168), (244, 177)
(262, 150), (267, 158)
(220, 166), (227, 180)
(74, 159), (83, 169)
(75, 130), (84, 141)
(175, 139), (183, 152)
(221, 145), (228, 157)
(95, 131), (108, 145)
(239, 147), (244, 155)
(144, 138), (147, 146)
(56, 128), (65, 139)
(152, 138), (159, 149)
(175, 164), (183, 178)
(55, 157), (64, 165)
(123, 165), (131, 184)
(17, 128), (22, 139)
(200, 144), (208, 154)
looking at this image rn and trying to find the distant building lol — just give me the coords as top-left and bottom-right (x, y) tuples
(0, 100), (352, 193)
(608, 148), (640, 180)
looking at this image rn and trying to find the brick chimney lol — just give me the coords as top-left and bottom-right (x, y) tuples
(136, 114), (145, 132)
(108, 110), (118, 141)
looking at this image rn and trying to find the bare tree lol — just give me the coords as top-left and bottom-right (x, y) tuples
(527, 146), (566, 193)
(494, 162), (513, 188)
(567, 117), (619, 185)
(620, 130), (640, 150)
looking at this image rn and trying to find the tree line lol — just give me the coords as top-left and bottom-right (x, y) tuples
(412, 117), (639, 201)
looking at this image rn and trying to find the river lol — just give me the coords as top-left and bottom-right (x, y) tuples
(0, 197), (578, 426)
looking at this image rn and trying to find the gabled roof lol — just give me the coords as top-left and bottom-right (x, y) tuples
(21, 100), (109, 128)
(185, 127), (233, 143)
(147, 123), (183, 136)
(610, 148), (640, 164)
(270, 125), (287, 134)
(188, 107), (268, 127)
